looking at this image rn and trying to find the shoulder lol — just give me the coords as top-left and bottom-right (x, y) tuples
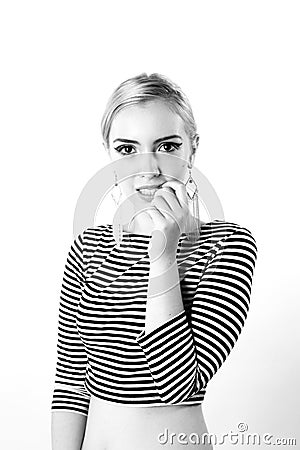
(199, 219), (257, 255)
(201, 219), (256, 239)
(74, 223), (114, 247)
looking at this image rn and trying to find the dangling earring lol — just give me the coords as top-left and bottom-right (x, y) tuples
(111, 170), (122, 205)
(184, 164), (202, 242)
(111, 170), (123, 245)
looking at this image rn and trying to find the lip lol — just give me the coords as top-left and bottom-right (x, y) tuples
(136, 183), (164, 190)
(137, 188), (159, 201)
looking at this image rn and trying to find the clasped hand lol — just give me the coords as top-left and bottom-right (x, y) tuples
(140, 180), (191, 262)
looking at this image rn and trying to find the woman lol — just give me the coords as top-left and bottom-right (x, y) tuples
(51, 73), (258, 450)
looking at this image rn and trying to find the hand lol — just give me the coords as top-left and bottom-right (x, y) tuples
(142, 180), (190, 261)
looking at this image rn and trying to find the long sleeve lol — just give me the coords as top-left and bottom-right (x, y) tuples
(51, 232), (91, 416)
(135, 226), (258, 404)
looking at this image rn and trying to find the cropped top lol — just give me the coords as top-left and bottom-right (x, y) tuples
(51, 219), (258, 417)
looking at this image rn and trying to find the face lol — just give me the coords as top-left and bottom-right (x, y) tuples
(106, 100), (197, 205)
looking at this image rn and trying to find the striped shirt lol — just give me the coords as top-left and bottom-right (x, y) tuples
(51, 219), (258, 417)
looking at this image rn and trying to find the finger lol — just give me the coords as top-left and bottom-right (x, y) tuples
(160, 181), (189, 209)
(144, 206), (167, 230)
(152, 187), (176, 210)
(151, 198), (177, 227)
(152, 191), (181, 223)
(151, 196), (185, 235)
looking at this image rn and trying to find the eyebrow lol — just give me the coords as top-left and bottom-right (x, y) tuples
(113, 135), (183, 145)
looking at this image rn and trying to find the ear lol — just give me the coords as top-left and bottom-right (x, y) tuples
(193, 134), (200, 153)
(102, 141), (110, 154)
(189, 134), (200, 166)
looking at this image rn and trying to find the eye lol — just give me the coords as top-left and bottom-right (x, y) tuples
(114, 145), (135, 156)
(158, 142), (182, 152)
(114, 142), (182, 156)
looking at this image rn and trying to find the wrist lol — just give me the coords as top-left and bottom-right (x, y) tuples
(149, 251), (177, 269)
(148, 255), (180, 298)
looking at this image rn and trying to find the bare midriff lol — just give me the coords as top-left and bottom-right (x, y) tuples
(81, 394), (214, 450)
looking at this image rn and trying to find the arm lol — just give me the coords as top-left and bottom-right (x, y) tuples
(51, 412), (87, 450)
(51, 232), (91, 449)
(135, 226), (258, 404)
(144, 251), (185, 334)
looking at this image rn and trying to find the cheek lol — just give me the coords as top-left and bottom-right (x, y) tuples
(122, 179), (134, 196)
(159, 155), (187, 181)
(170, 168), (187, 184)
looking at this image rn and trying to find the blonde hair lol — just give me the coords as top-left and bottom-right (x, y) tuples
(101, 72), (199, 154)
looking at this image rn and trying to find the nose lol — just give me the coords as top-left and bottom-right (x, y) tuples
(139, 152), (160, 176)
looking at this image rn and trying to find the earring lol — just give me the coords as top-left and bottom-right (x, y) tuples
(184, 165), (202, 242)
(111, 170), (122, 205)
(111, 170), (124, 245)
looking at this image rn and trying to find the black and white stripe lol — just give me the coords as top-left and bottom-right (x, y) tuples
(51, 220), (258, 416)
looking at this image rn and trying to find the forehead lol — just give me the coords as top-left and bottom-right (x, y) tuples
(109, 100), (186, 140)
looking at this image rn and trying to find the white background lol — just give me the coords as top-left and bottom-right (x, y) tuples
(1, 0), (299, 448)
